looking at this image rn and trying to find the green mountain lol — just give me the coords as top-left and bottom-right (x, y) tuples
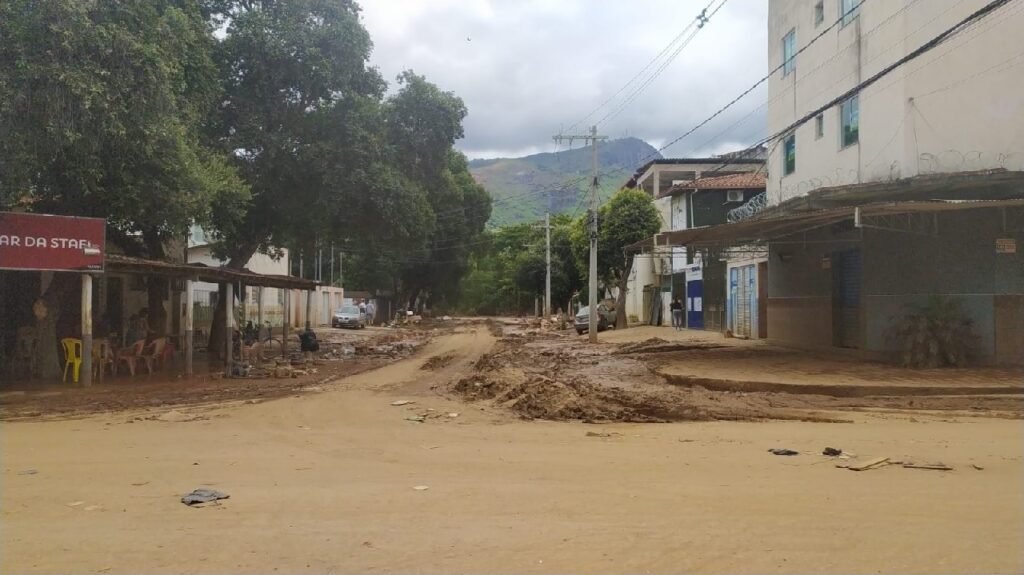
(469, 137), (662, 227)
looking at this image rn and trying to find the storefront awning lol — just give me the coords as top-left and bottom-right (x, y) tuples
(629, 198), (1024, 252)
(105, 254), (318, 290)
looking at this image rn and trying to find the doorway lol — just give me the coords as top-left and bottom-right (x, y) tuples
(833, 249), (862, 348)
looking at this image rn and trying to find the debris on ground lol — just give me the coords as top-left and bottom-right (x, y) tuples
(391, 400), (415, 406)
(405, 415), (426, 423)
(412, 485), (429, 491)
(153, 409), (206, 423)
(841, 457), (891, 471)
(17, 469), (38, 475)
(585, 431), (620, 438)
(421, 352), (457, 371)
(972, 464), (985, 470)
(181, 488), (230, 507)
(446, 412), (459, 418)
(823, 447), (842, 456)
(768, 448), (799, 456)
(903, 462), (953, 471)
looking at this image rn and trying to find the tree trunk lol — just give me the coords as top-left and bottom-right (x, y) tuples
(142, 229), (168, 336)
(208, 244), (258, 361)
(33, 274), (77, 380)
(614, 254), (635, 329)
(406, 286), (422, 314)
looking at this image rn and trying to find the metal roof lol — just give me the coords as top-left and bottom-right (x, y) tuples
(105, 254), (318, 290)
(629, 198), (1024, 252)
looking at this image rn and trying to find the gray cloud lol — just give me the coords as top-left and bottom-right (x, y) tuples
(360, 0), (769, 159)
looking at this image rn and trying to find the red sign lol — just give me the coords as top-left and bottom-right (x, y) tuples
(0, 212), (105, 271)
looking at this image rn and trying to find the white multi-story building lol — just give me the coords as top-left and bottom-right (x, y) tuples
(754, 0), (1024, 362)
(767, 0), (1024, 202)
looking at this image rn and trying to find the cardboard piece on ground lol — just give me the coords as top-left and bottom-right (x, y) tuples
(903, 462), (953, 471)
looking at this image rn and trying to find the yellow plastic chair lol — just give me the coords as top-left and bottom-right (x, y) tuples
(61, 338), (83, 384)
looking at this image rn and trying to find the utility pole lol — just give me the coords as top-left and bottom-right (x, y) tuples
(544, 212), (551, 317)
(553, 125), (606, 342)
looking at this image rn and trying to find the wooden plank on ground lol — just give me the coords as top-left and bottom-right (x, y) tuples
(847, 457), (890, 471)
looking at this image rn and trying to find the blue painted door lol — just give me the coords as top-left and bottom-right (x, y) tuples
(687, 279), (704, 329)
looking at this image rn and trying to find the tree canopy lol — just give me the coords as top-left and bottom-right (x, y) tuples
(1, 0), (493, 365)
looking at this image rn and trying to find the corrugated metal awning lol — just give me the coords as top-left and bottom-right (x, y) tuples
(105, 254), (318, 290)
(629, 198), (1024, 252)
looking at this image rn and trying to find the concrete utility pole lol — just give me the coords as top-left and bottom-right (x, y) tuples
(544, 212), (551, 317)
(552, 125), (606, 342)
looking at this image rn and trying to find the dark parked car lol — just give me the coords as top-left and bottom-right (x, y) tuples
(332, 305), (366, 329)
(574, 303), (616, 335)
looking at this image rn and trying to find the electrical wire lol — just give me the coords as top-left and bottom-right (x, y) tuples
(694, 0), (1017, 180)
(564, 0), (719, 134)
(645, 0), (867, 162)
(595, 0), (731, 128)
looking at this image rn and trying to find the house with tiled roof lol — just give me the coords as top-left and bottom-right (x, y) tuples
(622, 157), (766, 332)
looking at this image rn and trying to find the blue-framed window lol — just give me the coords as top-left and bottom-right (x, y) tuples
(840, 94), (859, 147)
(840, 0), (860, 26)
(783, 133), (796, 175)
(782, 29), (796, 76)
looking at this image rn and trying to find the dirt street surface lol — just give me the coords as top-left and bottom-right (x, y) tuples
(3, 320), (1023, 574)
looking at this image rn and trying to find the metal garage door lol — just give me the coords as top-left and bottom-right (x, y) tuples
(836, 249), (861, 348)
(730, 264), (756, 338)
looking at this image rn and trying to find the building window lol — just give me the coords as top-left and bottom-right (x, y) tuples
(815, 114), (824, 139)
(783, 133), (796, 175)
(840, 0), (860, 26)
(782, 29), (796, 76)
(814, 1), (824, 25)
(840, 94), (859, 147)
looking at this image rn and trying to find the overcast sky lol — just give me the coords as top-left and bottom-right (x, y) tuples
(360, 0), (769, 160)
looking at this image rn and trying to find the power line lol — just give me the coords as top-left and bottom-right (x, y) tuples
(595, 0), (731, 128)
(564, 0), (719, 134)
(696, 0), (1017, 180)
(683, 0), (931, 157)
(646, 0), (867, 161)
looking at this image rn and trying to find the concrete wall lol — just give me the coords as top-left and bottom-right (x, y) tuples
(862, 209), (1024, 361)
(766, 208), (1024, 363)
(765, 228), (857, 349)
(766, 0), (1024, 205)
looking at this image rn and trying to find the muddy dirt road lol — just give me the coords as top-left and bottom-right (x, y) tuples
(3, 325), (1024, 574)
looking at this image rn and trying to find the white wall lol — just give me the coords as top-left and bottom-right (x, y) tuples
(767, 0), (1024, 204)
(187, 245), (293, 329)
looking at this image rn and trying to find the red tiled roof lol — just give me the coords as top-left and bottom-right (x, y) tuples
(659, 172), (766, 198)
(659, 170), (765, 198)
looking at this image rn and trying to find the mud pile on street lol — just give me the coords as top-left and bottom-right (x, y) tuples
(449, 326), (1023, 423)
(450, 334), (749, 423)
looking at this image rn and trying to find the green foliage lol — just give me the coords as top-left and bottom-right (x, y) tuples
(884, 296), (981, 368)
(1, 0), (491, 319)
(456, 214), (581, 315)
(570, 188), (661, 286)
(206, 0), (387, 262)
(0, 0), (248, 251)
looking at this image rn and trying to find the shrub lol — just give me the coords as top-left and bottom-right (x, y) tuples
(884, 296), (980, 368)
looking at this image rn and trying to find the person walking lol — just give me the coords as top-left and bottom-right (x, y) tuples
(670, 298), (684, 331)
(365, 300), (375, 326)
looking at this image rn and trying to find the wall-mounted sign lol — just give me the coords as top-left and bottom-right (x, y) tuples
(996, 238), (1016, 254)
(0, 212), (105, 271)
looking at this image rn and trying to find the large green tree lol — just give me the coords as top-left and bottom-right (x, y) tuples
(369, 72), (490, 311)
(457, 214), (582, 316)
(0, 0), (247, 375)
(571, 188), (661, 328)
